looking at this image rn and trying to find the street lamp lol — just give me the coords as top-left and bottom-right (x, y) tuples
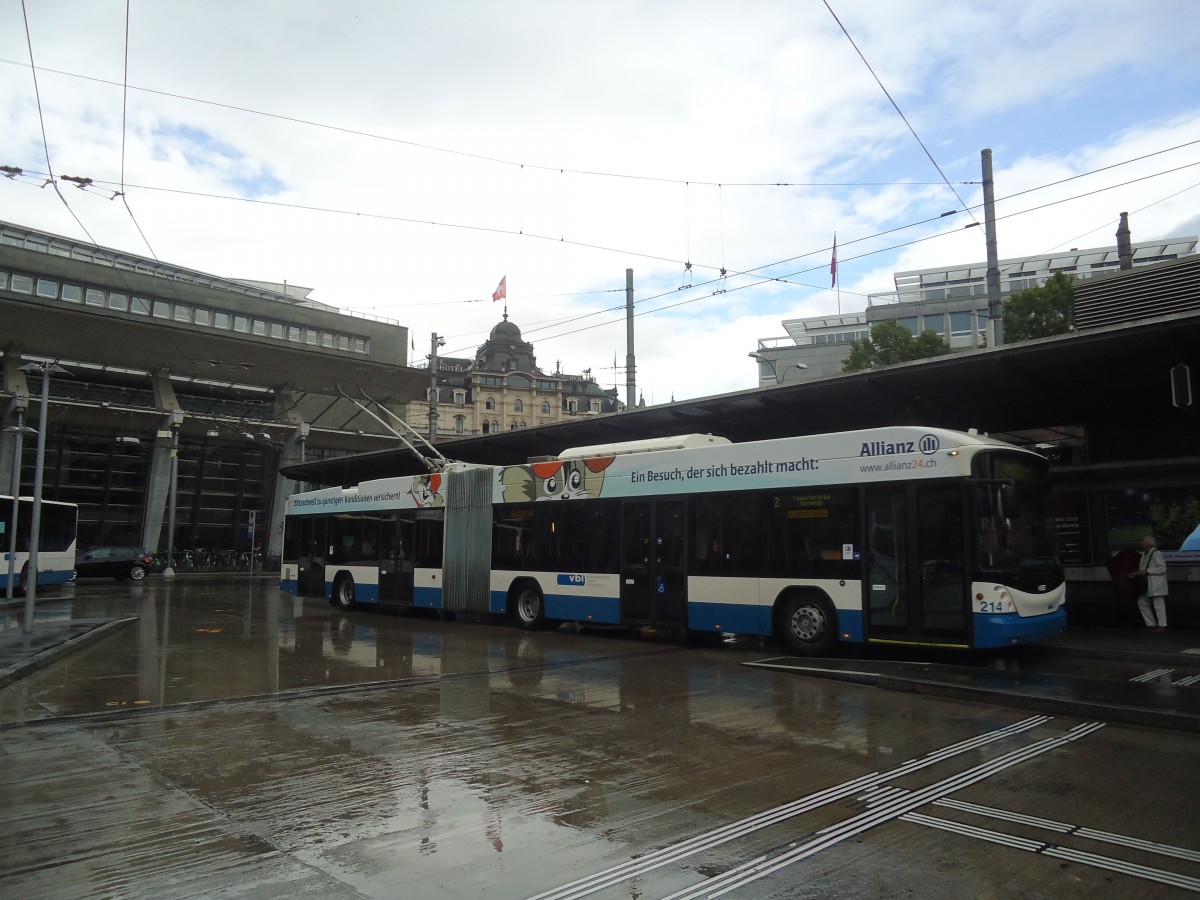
(19, 361), (69, 633)
(748, 352), (808, 385)
(3, 417), (36, 613)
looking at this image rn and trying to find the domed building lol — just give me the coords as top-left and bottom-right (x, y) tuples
(407, 314), (624, 439)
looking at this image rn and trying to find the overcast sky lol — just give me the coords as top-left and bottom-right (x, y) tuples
(3, 0), (1199, 402)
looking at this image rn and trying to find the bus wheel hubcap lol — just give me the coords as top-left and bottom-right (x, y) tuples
(793, 605), (823, 641)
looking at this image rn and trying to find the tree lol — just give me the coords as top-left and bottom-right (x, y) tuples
(842, 320), (951, 372)
(1003, 272), (1075, 342)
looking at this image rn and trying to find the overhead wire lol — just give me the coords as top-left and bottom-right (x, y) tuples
(12, 4), (178, 318)
(989, 139), (1200, 207)
(440, 220), (970, 354)
(9, 146), (1197, 348)
(19, 0), (101, 247)
(17, 131), (1189, 305)
(821, 0), (982, 229)
(28, 150), (1189, 357)
(12, 4), (1194, 392)
(118, 0), (158, 261)
(5, 43), (1196, 355)
(498, 160), (1200, 349)
(367, 287), (626, 310)
(0, 56), (964, 190)
(4, 4), (1197, 298)
(1000, 175), (1200, 273)
(41, 169), (968, 291)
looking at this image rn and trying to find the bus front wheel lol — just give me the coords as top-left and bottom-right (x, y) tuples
(513, 583), (547, 631)
(778, 594), (837, 656)
(333, 574), (356, 611)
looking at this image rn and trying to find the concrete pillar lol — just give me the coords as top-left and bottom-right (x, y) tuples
(140, 412), (182, 553)
(140, 371), (183, 553)
(266, 422), (308, 558)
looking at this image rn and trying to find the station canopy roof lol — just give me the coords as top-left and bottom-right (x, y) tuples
(284, 309), (1200, 488)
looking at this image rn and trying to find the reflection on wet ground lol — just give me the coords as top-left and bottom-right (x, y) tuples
(0, 580), (726, 723)
(5, 580), (1197, 726)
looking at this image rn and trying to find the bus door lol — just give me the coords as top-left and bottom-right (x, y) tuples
(864, 485), (968, 646)
(297, 517), (328, 596)
(379, 516), (416, 605)
(620, 500), (687, 626)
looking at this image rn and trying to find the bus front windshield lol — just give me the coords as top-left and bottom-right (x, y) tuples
(972, 452), (1061, 589)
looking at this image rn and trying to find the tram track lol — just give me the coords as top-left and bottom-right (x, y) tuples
(533, 710), (1200, 899)
(530, 715), (1056, 900)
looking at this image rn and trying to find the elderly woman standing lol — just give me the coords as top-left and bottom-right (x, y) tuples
(1136, 534), (1169, 633)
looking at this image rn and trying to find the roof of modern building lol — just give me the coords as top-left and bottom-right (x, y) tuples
(891, 235), (1197, 290)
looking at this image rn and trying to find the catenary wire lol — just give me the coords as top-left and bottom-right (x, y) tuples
(44, 171), (974, 287)
(0, 56), (963, 190)
(17, 136), (1190, 293)
(19, 0), (102, 248)
(7, 150), (1196, 349)
(441, 221), (980, 354)
(9, 148), (1197, 356)
(1000, 177), (1200, 273)
(822, 0), (982, 228)
(489, 163), (1200, 350)
(16, 155), (1193, 354)
(118, 0), (158, 261)
(513, 151), (1200, 323)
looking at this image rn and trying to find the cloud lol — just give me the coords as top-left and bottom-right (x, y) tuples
(149, 123), (286, 198)
(2, 1), (1197, 403)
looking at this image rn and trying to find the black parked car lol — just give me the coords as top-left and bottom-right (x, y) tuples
(74, 546), (154, 581)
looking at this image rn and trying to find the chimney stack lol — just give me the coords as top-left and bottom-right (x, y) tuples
(1116, 212), (1133, 270)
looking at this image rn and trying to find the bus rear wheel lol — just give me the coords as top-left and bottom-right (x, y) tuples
(513, 583), (547, 630)
(333, 574), (356, 611)
(778, 594), (837, 656)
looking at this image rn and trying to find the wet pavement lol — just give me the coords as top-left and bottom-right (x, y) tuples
(747, 628), (1200, 733)
(2, 578), (1199, 897)
(3, 578), (1198, 729)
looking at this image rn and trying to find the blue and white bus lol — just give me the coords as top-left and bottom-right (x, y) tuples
(0, 496), (79, 593)
(282, 427), (1067, 654)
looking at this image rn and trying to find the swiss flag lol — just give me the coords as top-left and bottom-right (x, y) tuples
(492, 276), (507, 302)
(830, 234), (838, 288)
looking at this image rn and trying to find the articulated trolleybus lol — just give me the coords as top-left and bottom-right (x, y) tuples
(282, 427), (1066, 655)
